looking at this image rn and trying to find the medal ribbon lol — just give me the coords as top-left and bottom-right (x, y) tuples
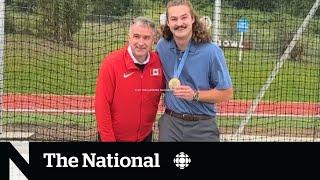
(173, 42), (191, 78)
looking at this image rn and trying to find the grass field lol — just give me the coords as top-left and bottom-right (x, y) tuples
(4, 33), (319, 102)
(4, 113), (319, 130)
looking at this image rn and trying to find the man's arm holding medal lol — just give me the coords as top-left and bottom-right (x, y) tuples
(169, 42), (233, 104)
(173, 85), (233, 104)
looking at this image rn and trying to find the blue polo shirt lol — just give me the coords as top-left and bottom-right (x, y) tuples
(156, 38), (232, 116)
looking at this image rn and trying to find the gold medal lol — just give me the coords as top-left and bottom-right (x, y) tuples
(168, 78), (181, 90)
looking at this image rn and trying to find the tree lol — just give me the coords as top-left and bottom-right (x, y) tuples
(91, 0), (140, 17)
(227, 0), (277, 12)
(37, 0), (88, 43)
(8, 0), (37, 13)
(227, 0), (319, 16)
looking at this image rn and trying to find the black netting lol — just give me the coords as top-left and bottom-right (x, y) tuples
(0, 0), (319, 142)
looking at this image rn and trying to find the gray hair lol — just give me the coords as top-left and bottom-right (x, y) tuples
(130, 16), (156, 35)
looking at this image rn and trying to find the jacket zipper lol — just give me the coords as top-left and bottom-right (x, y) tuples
(137, 70), (143, 141)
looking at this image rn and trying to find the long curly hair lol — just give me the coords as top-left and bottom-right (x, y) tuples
(161, 0), (212, 44)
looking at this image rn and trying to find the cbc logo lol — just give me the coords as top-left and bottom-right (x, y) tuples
(173, 152), (191, 169)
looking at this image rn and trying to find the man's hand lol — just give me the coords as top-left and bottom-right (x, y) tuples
(173, 85), (195, 101)
(173, 86), (234, 104)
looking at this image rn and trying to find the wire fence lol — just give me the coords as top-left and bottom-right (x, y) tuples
(0, 0), (319, 142)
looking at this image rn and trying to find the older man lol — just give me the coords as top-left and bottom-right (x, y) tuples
(95, 17), (164, 142)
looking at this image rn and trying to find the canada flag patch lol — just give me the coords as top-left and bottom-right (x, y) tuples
(150, 68), (161, 76)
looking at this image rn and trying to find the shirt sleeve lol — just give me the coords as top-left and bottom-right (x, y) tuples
(95, 56), (116, 142)
(209, 44), (233, 89)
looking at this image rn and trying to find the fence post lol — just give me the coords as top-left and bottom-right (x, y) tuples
(235, 0), (320, 137)
(213, 0), (221, 43)
(0, 0), (5, 135)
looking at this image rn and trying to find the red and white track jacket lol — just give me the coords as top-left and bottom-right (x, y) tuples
(95, 45), (164, 142)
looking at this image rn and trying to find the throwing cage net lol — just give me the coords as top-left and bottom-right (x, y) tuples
(0, 0), (319, 142)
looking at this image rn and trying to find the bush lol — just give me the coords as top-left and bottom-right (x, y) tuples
(9, 0), (37, 13)
(91, 0), (140, 17)
(5, 14), (16, 34)
(37, 0), (88, 43)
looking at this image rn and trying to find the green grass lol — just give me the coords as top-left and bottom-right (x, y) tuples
(5, 33), (101, 95)
(157, 114), (320, 130)
(217, 116), (320, 129)
(4, 29), (319, 101)
(4, 112), (319, 132)
(225, 49), (319, 102)
(3, 112), (95, 124)
(156, 113), (320, 130)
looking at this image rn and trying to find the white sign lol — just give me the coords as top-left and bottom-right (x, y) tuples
(216, 40), (244, 48)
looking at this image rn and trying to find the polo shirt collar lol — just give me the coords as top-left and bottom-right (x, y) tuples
(169, 39), (197, 53)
